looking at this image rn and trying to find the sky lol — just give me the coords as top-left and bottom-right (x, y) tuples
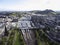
(0, 0), (60, 11)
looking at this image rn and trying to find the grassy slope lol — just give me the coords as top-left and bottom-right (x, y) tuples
(14, 30), (25, 45)
(0, 29), (25, 45)
(35, 30), (60, 45)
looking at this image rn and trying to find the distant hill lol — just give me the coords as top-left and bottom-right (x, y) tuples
(0, 11), (13, 16)
(35, 9), (54, 14)
(29, 9), (57, 15)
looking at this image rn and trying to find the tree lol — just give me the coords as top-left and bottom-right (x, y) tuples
(4, 26), (8, 36)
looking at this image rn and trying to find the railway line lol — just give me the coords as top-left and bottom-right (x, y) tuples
(21, 29), (36, 45)
(18, 15), (60, 44)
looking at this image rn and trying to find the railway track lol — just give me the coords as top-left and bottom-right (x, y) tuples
(21, 29), (36, 45)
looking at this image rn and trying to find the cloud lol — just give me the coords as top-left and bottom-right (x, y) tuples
(0, 0), (60, 11)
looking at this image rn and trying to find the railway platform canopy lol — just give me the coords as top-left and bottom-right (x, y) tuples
(18, 15), (60, 30)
